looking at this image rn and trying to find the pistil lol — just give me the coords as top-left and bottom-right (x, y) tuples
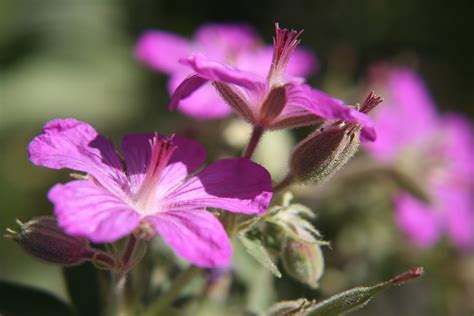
(267, 23), (303, 87)
(134, 135), (176, 214)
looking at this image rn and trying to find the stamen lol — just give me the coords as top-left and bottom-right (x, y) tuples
(134, 134), (177, 213)
(360, 91), (383, 114)
(267, 23), (303, 86)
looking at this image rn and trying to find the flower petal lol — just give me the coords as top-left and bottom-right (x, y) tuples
(168, 73), (233, 119)
(394, 192), (442, 248)
(272, 84), (346, 129)
(135, 30), (192, 74)
(436, 184), (474, 250)
(49, 180), (141, 243)
(146, 210), (231, 267)
(180, 53), (266, 91)
(194, 23), (259, 54)
(347, 110), (377, 142)
(169, 74), (209, 111)
(285, 46), (318, 78)
(365, 67), (438, 159)
(165, 158), (273, 215)
(283, 85), (377, 140)
(28, 118), (128, 196)
(121, 134), (207, 195)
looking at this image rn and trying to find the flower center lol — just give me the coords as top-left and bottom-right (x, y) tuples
(267, 23), (303, 87)
(134, 134), (176, 214)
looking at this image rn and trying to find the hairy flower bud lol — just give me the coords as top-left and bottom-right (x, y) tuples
(5, 216), (94, 266)
(290, 123), (360, 184)
(281, 239), (324, 289)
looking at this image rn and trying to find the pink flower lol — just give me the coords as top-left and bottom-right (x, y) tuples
(28, 119), (273, 267)
(365, 67), (474, 250)
(135, 23), (317, 119)
(169, 23), (375, 134)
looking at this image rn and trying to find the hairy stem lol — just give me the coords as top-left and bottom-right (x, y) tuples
(121, 235), (137, 271)
(144, 266), (201, 316)
(273, 173), (295, 193)
(243, 126), (264, 159)
(83, 249), (116, 269)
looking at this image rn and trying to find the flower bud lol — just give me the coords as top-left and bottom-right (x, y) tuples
(281, 239), (324, 289)
(5, 216), (94, 266)
(289, 123), (360, 184)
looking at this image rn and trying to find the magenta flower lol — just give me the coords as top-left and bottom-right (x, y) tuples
(28, 119), (273, 267)
(365, 67), (474, 250)
(169, 23), (375, 136)
(135, 23), (316, 119)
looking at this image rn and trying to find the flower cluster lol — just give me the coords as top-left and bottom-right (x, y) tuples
(27, 119), (272, 266)
(365, 66), (474, 250)
(12, 23), (380, 271)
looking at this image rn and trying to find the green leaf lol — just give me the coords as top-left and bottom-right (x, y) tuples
(265, 192), (327, 245)
(238, 235), (282, 278)
(63, 263), (104, 316)
(307, 267), (424, 316)
(0, 280), (73, 316)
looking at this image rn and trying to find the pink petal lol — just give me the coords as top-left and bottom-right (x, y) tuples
(169, 74), (209, 111)
(365, 67), (439, 160)
(394, 192), (442, 248)
(165, 159), (272, 215)
(146, 210), (232, 267)
(135, 30), (192, 74)
(28, 118), (128, 196)
(272, 84), (347, 129)
(179, 53), (266, 91)
(435, 184), (474, 250)
(347, 110), (377, 142)
(49, 180), (141, 243)
(388, 68), (438, 137)
(286, 85), (376, 141)
(440, 114), (474, 176)
(285, 46), (318, 78)
(236, 46), (317, 80)
(194, 23), (259, 55)
(168, 73), (233, 119)
(121, 134), (207, 195)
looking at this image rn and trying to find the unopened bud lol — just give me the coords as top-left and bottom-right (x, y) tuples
(290, 123), (360, 184)
(281, 239), (325, 289)
(5, 216), (94, 266)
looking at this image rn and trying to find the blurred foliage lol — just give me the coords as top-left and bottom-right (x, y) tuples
(0, 0), (472, 315)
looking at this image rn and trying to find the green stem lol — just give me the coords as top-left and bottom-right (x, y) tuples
(144, 266), (201, 316)
(104, 273), (125, 316)
(243, 126), (264, 159)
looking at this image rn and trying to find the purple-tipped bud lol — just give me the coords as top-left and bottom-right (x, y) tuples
(290, 122), (360, 184)
(281, 239), (325, 289)
(6, 216), (94, 266)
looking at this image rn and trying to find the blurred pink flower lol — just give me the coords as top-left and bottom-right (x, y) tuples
(135, 23), (317, 119)
(28, 119), (273, 267)
(365, 67), (474, 250)
(169, 23), (375, 137)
